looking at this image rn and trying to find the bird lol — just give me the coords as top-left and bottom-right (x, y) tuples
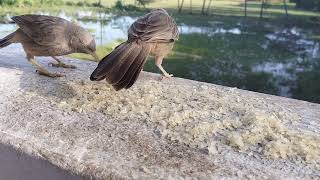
(0, 14), (99, 77)
(90, 9), (179, 91)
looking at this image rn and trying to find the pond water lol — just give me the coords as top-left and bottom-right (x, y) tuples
(0, 11), (319, 103)
(0, 12), (245, 46)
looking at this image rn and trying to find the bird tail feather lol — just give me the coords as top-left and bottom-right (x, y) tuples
(0, 33), (15, 48)
(90, 41), (151, 91)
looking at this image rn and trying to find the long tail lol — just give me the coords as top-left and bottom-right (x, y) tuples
(0, 32), (15, 48)
(90, 41), (151, 91)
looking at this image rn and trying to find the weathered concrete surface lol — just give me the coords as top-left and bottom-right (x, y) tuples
(0, 45), (319, 179)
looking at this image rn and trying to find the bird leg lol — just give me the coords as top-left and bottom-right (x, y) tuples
(155, 56), (173, 79)
(49, 56), (76, 69)
(27, 56), (64, 78)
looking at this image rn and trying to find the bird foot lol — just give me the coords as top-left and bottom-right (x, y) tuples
(160, 73), (173, 80)
(49, 62), (76, 69)
(36, 70), (65, 78)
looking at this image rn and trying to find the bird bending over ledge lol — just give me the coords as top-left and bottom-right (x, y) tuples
(90, 9), (179, 91)
(0, 14), (99, 77)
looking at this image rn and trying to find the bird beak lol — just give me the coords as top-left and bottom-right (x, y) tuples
(90, 52), (99, 61)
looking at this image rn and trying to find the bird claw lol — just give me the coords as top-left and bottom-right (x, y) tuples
(48, 62), (76, 69)
(160, 73), (173, 80)
(36, 70), (65, 78)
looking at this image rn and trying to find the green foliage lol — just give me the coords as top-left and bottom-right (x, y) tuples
(114, 0), (123, 10)
(0, 0), (18, 5)
(292, 59), (320, 102)
(135, 0), (155, 7)
(21, 0), (33, 6)
(291, 0), (320, 11)
(114, 0), (142, 11)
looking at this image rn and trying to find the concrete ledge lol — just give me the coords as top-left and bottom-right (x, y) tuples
(0, 45), (319, 179)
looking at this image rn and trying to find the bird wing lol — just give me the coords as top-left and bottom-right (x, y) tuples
(11, 15), (69, 47)
(128, 10), (179, 43)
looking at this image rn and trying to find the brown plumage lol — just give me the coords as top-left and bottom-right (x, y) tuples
(0, 14), (99, 77)
(90, 9), (179, 91)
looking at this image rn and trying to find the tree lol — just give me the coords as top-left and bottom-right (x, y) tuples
(244, 0), (248, 17)
(201, 0), (207, 15)
(178, 0), (185, 13)
(260, 0), (265, 18)
(283, 0), (288, 17)
(206, 0), (213, 15)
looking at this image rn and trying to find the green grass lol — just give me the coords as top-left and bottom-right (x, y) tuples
(292, 59), (320, 103)
(68, 39), (123, 61)
(142, 31), (292, 95)
(310, 35), (320, 41)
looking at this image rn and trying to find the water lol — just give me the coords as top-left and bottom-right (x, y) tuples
(179, 23), (242, 36)
(253, 62), (296, 96)
(0, 12), (243, 46)
(254, 27), (320, 99)
(0, 12), (319, 103)
(264, 27), (319, 59)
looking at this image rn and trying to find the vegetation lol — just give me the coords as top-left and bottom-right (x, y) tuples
(135, 0), (156, 7)
(292, 60), (320, 103)
(0, 0), (319, 19)
(68, 39), (124, 61)
(144, 30), (292, 96)
(291, 0), (320, 11)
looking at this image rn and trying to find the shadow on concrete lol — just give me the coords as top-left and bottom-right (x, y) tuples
(0, 45), (78, 100)
(0, 143), (90, 180)
(18, 72), (78, 101)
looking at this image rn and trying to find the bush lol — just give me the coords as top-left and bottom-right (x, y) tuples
(291, 0), (320, 11)
(135, 0), (155, 7)
(0, 0), (36, 6)
(40, 0), (64, 5)
(114, 0), (142, 11)
(21, 0), (33, 6)
(0, 0), (18, 5)
(65, 1), (75, 6)
(114, 0), (124, 10)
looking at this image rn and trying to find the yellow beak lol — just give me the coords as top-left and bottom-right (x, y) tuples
(90, 52), (99, 61)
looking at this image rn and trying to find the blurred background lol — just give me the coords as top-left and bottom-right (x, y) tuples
(0, 0), (319, 103)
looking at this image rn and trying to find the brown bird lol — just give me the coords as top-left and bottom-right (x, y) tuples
(90, 9), (179, 90)
(0, 14), (99, 77)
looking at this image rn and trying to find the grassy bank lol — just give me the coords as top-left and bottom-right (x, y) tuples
(68, 39), (123, 61)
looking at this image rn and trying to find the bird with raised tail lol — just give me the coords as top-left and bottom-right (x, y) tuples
(90, 9), (179, 91)
(0, 14), (99, 77)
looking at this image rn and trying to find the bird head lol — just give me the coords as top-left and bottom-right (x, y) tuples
(70, 26), (99, 61)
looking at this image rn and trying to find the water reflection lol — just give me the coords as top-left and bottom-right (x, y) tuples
(264, 27), (319, 59)
(179, 23), (242, 35)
